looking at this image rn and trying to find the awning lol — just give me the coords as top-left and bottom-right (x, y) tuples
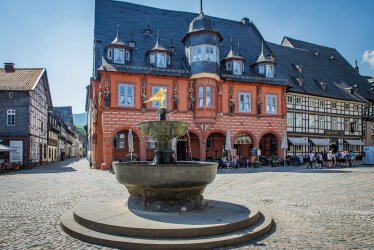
(345, 140), (365, 146)
(288, 137), (309, 146)
(310, 138), (330, 146)
(0, 144), (16, 152)
(234, 136), (252, 144)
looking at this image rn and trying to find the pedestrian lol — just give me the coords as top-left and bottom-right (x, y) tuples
(315, 152), (323, 169)
(327, 151), (333, 168)
(307, 151), (315, 169)
(348, 150), (355, 167)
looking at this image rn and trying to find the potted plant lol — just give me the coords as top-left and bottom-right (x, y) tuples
(253, 156), (260, 168)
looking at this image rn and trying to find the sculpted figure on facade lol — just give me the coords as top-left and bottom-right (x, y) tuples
(104, 87), (110, 107)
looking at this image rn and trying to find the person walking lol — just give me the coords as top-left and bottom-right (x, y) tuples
(307, 151), (315, 169)
(327, 151), (333, 168)
(315, 152), (323, 169)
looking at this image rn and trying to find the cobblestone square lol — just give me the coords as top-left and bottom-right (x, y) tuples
(0, 158), (373, 249)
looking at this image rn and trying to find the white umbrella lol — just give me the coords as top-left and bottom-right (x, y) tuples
(225, 130), (232, 164)
(128, 129), (134, 162)
(280, 130), (288, 166)
(172, 137), (177, 161)
(0, 144), (16, 152)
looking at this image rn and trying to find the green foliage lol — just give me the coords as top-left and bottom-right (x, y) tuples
(75, 125), (87, 139)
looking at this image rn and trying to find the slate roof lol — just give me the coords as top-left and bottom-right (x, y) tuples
(54, 106), (74, 125)
(0, 68), (45, 91)
(280, 37), (373, 102)
(94, 0), (287, 86)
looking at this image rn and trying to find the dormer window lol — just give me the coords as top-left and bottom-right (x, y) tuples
(266, 65), (274, 77)
(254, 42), (276, 78)
(114, 48), (125, 64)
(233, 61), (243, 75)
(149, 52), (167, 68)
(156, 53), (166, 68)
(190, 44), (219, 64)
(107, 48), (113, 60)
(226, 61), (232, 71)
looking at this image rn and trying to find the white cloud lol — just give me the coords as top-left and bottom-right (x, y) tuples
(362, 50), (374, 68)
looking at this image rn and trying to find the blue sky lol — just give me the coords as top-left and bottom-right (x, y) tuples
(0, 0), (373, 113)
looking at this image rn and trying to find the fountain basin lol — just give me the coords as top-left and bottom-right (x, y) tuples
(113, 161), (218, 212)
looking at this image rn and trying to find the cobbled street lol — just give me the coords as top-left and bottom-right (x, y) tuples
(0, 158), (373, 250)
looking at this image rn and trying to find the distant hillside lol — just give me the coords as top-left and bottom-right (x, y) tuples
(73, 113), (87, 126)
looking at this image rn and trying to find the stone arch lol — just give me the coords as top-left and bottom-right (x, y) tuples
(259, 131), (280, 157)
(176, 131), (200, 161)
(111, 128), (141, 161)
(232, 130), (255, 160)
(206, 131), (226, 160)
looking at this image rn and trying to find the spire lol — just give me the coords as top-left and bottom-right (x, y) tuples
(230, 36), (233, 51)
(354, 59), (359, 73)
(169, 31), (174, 46)
(144, 16), (152, 36)
(200, 0), (203, 15)
(129, 24), (136, 48)
(237, 41), (241, 55)
(256, 42), (267, 62)
(111, 22), (125, 45)
(156, 28), (160, 47)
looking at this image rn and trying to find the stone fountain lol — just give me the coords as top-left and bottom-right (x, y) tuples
(60, 90), (274, 249)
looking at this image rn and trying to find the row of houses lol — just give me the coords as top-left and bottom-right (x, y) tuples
(86, 1), (373, 169)
(0, 63), (85, 166)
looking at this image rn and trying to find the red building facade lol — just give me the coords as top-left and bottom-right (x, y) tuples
(89, 1), (288, 169)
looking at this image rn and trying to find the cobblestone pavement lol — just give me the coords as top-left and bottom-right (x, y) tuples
(0, 158), (373, 250)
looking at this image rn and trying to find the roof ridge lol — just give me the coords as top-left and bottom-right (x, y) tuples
(284, 36), (336, 51)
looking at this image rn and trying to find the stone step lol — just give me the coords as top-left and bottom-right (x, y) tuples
(60, 210), (273, 250)
(72, 197), (260, 238)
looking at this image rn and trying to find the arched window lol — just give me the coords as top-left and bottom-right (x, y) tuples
(7, 109), (15, 126)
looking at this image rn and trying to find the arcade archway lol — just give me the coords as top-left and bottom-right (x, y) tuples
(112, 130), (140, 161)
(259, 133), (278, 157)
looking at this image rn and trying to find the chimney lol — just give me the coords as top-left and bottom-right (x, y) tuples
(4, 63), (15, 73)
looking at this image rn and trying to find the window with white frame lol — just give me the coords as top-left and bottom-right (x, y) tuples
(353, 119), (359, 131)
(309, 98), (316, 107)
(309, 115), (316, 128)
(287, 113), (294, 126)
(344, 103), (350, 110)
(226, 61), (232, 71)
(198, 87), (204, 108)
(156, 53), (166, 68)
(319, 100), (325, 108)
(152, 86), (167, 108)
(258, 65), (265, 74)
(344, 118), (350, 130)
(113, 132), (126, 149)
(296, 96), (302, 105)
(353, 104), (359, 111)
(206, 87), (211, 108)
(286, 95), (293, 104)
(118, 84), (134, 107)
(114, 48), (125, 64)
(319, 116), (325, 129)
(265, 64), (275, 77)
(238, 92), (251, 112)
(190, 44), (218, 63)
(265, 95), (277, 114)
(233, 61), (243, 75)
(331, 102), (337, 109)
(150, 53), (156, 64)
(7, 109), (15, 126)
(296, 113), (302, 127)
(331, 117), (338, 130)
(107, 48), (113, 60)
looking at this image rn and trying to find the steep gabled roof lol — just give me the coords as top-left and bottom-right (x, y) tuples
(93, 0), (277, 81)
(281, 37), (373, 102)
(0, 68), (45, 91)
(267, 41), (363, 102)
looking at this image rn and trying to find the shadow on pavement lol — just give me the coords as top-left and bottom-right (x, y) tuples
(217, 166), (354, 175)
(0, 158), (83, 176)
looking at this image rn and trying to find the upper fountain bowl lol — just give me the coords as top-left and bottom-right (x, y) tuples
(138, 121), (188, 141)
